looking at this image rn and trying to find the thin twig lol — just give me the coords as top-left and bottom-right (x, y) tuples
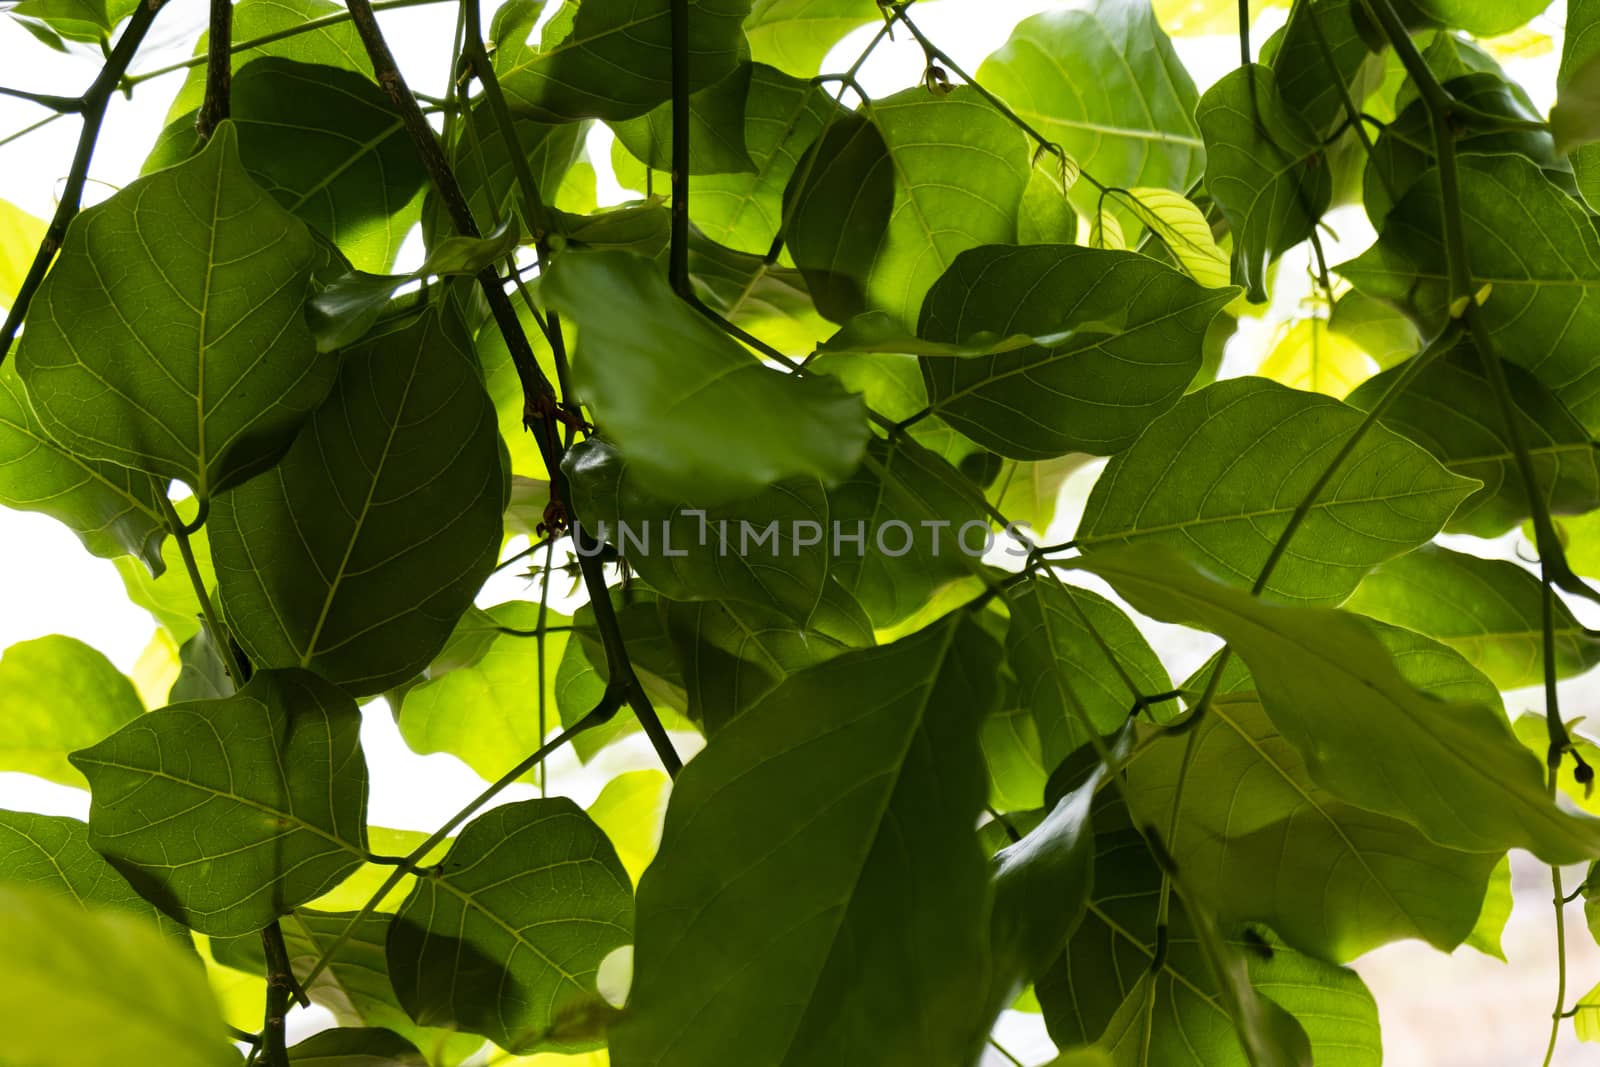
(0, 0), (173, 367)
(0, 85), (81, 111)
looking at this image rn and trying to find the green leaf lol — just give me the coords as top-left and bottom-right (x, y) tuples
(1110, 187), (1231, 290)
(982, 704), (1048, 811)
(818, 310), (1073, 358)
(987, 763), (1102, 1020)
(1345, 346), (1600, 537)
(15, 122), (331, 500)
(216, 908), (480, 1064)
(0, 811), (181, 934)
(388, 799), (633, 1054)
(114, 525), (214, 645)
(1363, 73), (1569, 230)
(0, 197), (46, 306)
(1347, 544), (1600, 690)
(307, 220), (519, 351)
(8, 0), (126, 43)
(743, 0), (886, 76)
(586, 769), (671, 884)
(0, 635), (143, 787)
(0, 360), (167, 573)
(555, 589), (691, 760)
(396, 601), (571, 782)
(1124, 689), (1502, 961)
(918, 244), (1235, 459)
(1197, 65), (1331, 302)
(1329, 289), (1420, 368)
(611, 61), (755, 175)
(977, 0), (1204, 223)
(496, 0), (750, 122)
(545, 249), (867, 502)
(1076, 377), (1476, 605)
(1562, 0), (1600, 207)
(826, 435), (993, 628)
(1339, 153), (1600, 434)
(1005, 579), (1175, 769)
(434, 102), (586, 246)
(1268, 0), (1379, 136)
(1465, 854), (1514, 959)
(660, 590), (871, 732)
(685, 64), (848, 254)
(0, 885), (235, 1067)
(786, 88), (1032, 328)
(1074, 545), (1600, 860)
(611, 615), (1002, 1066)
(566, 436), (836, 623)
(289, 1028), (427, 1066)
(1037, 797), (1372, 1067)
(1390, 0), (1550, 35)
(70, 668), (369, 936)
(1255, 317), (1374, 398)
(148, 59), (427, 273)
(167, 0), (370, 119)
(212, 308), (505, 696)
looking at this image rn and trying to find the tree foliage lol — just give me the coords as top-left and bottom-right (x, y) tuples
(2, 0), (1600, 1064)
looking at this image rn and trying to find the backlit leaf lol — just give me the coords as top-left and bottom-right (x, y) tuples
(0, 634), (143, 787)
(16, 123), (331, 500)
(71, 668), (369, 936)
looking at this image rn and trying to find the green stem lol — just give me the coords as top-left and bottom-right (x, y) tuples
(293, 690), (626, 994)
(155, 488), (246, 684)
(668, 0), (690, 297)
(259, 921), (294, 1067)
(195, 0), (233, 141)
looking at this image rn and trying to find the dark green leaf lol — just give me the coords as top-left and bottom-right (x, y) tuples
(496, 0), (750, 122)
(1076, 377), (1476, 605)
(16, 122), (331, 500)
(786, 87), (1032, 328)
(977, 0), (1204, 222)
(1345, 346), (1600, 537)
(70, 668), (368, 936)
(171, 627), (235, 703)
(1363, 73), (1569, 230)
(611, 615), (1001, 1066)
(566, 436), (835, 623)
(0, 885), (236, 1067)
(1339, 153), (1600, 434)
(289, 1028), (427, 1066)
(0, 635), (143, 787)
(388, 799), (633, 1054)
(1005, 579), (1174, 769)
(918, 244), (1235, 459)
(1197, 65), (1331, 302)
(1389, 0), (1550, 35)
(1075, 545), (1600, 860)
(212, 308), (505, 696)
(826, 435), (993, 627)
(660, 588), (872, 732)
(0, 338), (166, 574)
(1268, 0), (1379, 136)
(546, 250), (867, 502)
(1347, 544), (1600, 690)
(611, 61), (755, 174)
(148, 59), (427, 273)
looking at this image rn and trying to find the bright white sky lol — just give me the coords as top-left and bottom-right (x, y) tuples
(0, 2), (1587, 1062)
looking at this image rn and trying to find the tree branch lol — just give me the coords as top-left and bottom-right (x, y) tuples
(259, 921), (295, 1067)
(195, 0), (233, 142)
(0, 85), (81, 112)
(0, 0), (172, 367)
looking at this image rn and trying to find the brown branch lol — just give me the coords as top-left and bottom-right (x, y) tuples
(195, 0), (233, 141)
(343, 0), (681, 777)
